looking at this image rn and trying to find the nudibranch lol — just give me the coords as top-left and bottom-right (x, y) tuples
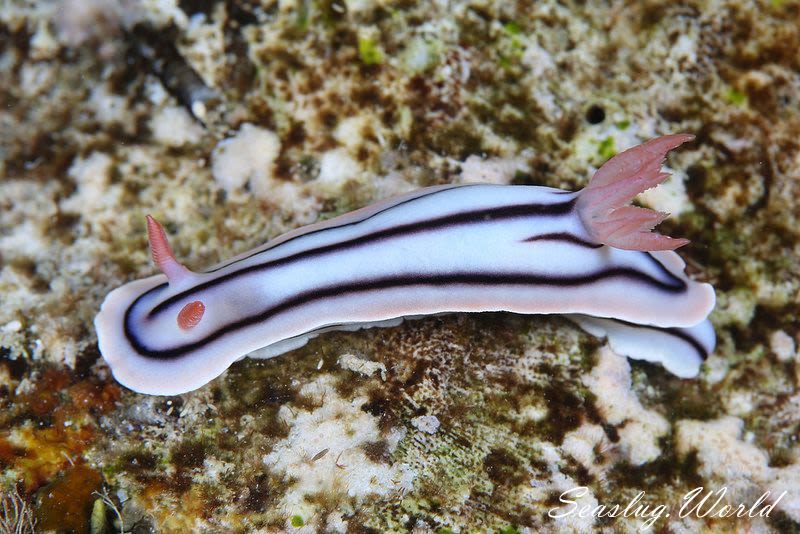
(95, 134), (715, 395)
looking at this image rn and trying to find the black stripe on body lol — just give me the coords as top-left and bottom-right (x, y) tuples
(148, 198), (583, 317)
(522, 232), (602, 248)
(204, 184), (474, 273)
(126, 268), (688, 360)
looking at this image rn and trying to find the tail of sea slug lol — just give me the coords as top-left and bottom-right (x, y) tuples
(576, 134), (694, 251)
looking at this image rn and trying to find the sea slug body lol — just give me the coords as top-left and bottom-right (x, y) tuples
(95, 134), (716, 395)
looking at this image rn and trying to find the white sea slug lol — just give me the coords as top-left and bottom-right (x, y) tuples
(95, 134), (715, 395)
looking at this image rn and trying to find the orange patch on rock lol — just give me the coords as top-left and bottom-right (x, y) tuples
(36, 464), (102, 534)
(12, 426), (95, 490)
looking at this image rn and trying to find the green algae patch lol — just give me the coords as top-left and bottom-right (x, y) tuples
(597, 136), (617, 160)
(725, 88), (748, 107)
(358, 35), (384, 66)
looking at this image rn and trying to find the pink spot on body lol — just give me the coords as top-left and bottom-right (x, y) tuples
(178, 301), (205, 330)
